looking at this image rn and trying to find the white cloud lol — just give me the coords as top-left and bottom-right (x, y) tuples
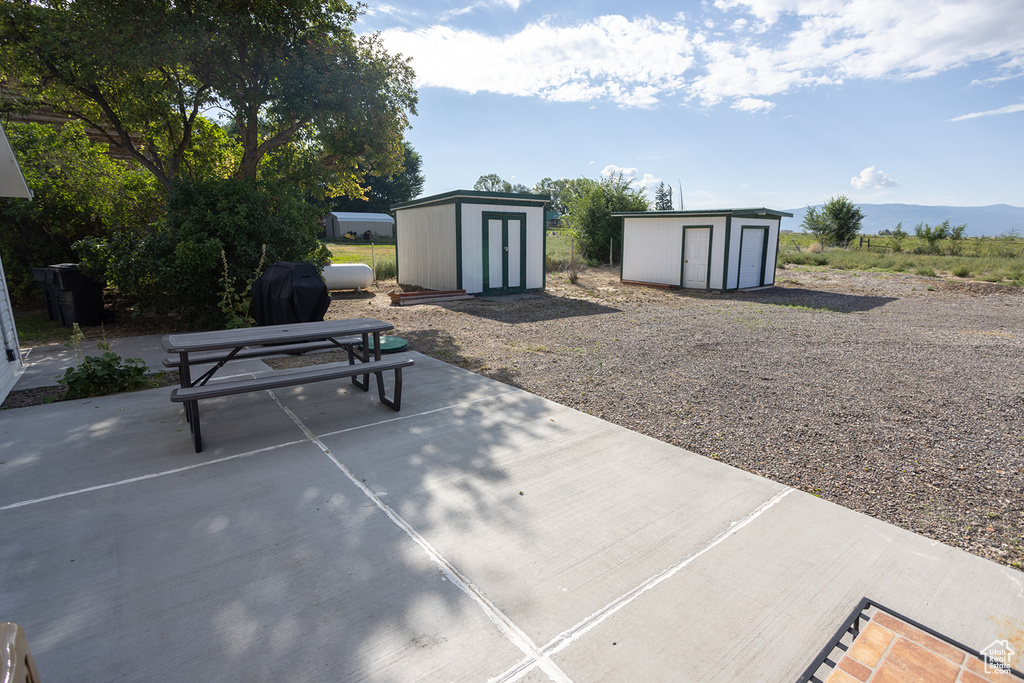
(380, 15), (695, 107)
(732, 97), (775, 112)
(948, 102), (1024, 121)
(602, 164), (638, 178)
(633, 173), (662, 193)
(850, 166), (899, 190)
(376, 2), (1024, 111)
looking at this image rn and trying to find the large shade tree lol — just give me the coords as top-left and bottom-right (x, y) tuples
(0, 0), (417, 198)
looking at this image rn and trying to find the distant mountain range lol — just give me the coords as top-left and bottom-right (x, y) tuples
(783, 203), (1024, 237)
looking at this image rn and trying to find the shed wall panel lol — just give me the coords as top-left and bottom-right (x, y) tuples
(621, 218), (684, 285)
(396, 204), (457, 290)
(523, 206), (545, 290)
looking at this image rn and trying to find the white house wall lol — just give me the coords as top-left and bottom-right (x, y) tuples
(0, 254), (24, 402)
(459, 203), (545, 294)
(396, 203), (458, 290)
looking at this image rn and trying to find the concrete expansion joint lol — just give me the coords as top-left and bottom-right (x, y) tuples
(493, 488), (795, 682)
(275, 390), (578, 683)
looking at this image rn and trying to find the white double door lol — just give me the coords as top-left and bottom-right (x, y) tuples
(484, 215), (525, 293)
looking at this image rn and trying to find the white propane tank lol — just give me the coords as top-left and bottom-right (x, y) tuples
(322, 263), (373, 291)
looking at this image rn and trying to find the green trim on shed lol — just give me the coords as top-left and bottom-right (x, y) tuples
(722, 216), (732, 291)
(393, 189), (549, 211)
(455, 199), (464, 290)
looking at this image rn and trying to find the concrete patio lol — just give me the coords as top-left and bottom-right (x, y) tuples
(2, 349), (1022, 681)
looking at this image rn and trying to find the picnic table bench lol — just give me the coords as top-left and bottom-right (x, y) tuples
(162, 319), (413, 452)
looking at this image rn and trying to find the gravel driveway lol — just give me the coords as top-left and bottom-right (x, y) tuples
(285, 265), (1024, 571)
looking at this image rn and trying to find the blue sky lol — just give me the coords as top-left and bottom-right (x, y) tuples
(357, 0), (1024, 210)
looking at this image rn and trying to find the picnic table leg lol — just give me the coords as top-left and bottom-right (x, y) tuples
(375, 367), (403, 411)
(190, 400), (203, 452)
(178, 352), (203, 451)
(350, 332), (371, 392)
(179, 352), (194, 425)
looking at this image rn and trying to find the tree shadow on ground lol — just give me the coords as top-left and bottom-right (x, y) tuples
(441, 291), (620, 324)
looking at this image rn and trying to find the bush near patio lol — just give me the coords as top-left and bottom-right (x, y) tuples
(76, 178), (330, 325)
(0, 121), (161, 305)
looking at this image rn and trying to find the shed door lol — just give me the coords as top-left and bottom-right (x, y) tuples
(738, 227), (767, 288)
(482, 214), (526, 293)
(682, 228), (710, 288)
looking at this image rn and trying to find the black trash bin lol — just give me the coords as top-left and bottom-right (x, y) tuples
(32, 263), (105, 327)
(250, 262), (330, 326)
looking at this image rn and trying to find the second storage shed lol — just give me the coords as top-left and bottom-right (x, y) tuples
(614, 208), (792, 291)
(393, 190), (549, 295)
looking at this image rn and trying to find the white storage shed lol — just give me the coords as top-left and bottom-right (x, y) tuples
(614, 208), (792, 291)
(0, 122), (31, 402)
(322, 212), (394, 239)
(392, 190), (549, 295)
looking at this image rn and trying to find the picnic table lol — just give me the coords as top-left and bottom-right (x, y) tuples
(162, 319), (413, 452)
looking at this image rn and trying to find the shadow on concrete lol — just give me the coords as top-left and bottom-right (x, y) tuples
(443, 291), (620, 324)
(0, 356), (550, 679)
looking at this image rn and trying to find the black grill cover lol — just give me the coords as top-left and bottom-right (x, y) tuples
(250, 262), (330, 326)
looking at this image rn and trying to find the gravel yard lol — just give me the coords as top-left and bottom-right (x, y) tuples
(293, 265), (1024, 571)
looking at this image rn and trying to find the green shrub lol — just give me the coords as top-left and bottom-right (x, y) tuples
(915, 266), (937, 277)
(58, 352), (156, 399)
(780, 251), (828, 267)
(374, 258), (397, 280)
(0, 122), (160, 304)
(565, 173), (648, 263)
(951, 265), (972, 278)
(80, 178), (329, 324)
(57, 325), (156, 398)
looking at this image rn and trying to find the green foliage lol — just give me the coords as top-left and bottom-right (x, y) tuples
(328, 140), (424, 213)
(81, 177), (329, 323)
(1, 0), (417, 196)
(801, 205), (829, 245)
(822, 195), (864, 247)
(374, 258), (398, 280)
(914, 220), (948, 253)
(474, 174), (530, 194)
(912, 220), (966, 255)
(889, 222), (908, 253)
(565, 173), (650, 263)
(218, 246), (266, 329)
(532, 178), (584, 216)
(57, 323), (155, 398)
(0, 122), (161, 304)
(800, 197), (865, 247)
(947, 222), (968, 255)
(654, 181), (673, 211)
(58, 351), (155, 399)
(779, 251), (829, 267)
(952, 264), (972, 278)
